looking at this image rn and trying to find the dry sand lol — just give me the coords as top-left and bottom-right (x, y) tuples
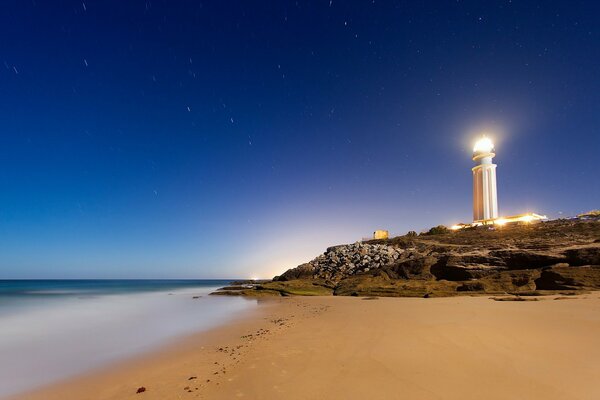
(16, 294), (600, 400)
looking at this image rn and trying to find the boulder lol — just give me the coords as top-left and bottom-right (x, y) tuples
(535, 264), (600, 290)
(564, 246), (600, 266)
(373, 256), (438, 280)
(274, 263), (314, 281)
(432, 264), (501, 281)
(430, 254), (503, 280)
(487, 250), (566, 269)
(456, 281), (486, 291)
(479, 269), (541, 293)
(334, 275), (458, 297)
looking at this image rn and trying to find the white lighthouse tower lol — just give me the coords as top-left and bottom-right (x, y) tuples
(472, 136), (498, 222)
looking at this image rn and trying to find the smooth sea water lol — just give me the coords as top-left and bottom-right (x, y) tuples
(0, 280), (256, 398)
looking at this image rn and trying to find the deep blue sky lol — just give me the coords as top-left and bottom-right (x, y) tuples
(1, 1), (599, 278)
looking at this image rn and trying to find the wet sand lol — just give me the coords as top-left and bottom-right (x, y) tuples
(16, 294), (600, 400)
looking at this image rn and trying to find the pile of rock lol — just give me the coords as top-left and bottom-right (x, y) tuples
(276, 242), (407, 282)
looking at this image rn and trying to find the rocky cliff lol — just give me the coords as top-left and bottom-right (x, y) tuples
(215, 218), (600, 297)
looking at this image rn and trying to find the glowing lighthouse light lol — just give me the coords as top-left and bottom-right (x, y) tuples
(473, 137), (494, 153)
(472, 135), (498, 222)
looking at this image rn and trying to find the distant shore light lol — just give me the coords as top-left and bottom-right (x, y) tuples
(473, 136), (494, 153)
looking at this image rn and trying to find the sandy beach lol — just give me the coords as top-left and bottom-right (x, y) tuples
(16, 294), (600, 400)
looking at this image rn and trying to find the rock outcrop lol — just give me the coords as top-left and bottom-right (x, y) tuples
(215, 219), (600, 297)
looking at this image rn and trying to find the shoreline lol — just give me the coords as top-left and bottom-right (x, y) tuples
(15, 293), (600, 400)
(0, 283), (256, 399)
(10, 295), (274, 400)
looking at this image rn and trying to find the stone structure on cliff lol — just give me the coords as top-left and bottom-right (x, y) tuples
(373, 230), (389, 240)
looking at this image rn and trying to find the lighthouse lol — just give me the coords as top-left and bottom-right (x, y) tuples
(451, 136), (547, 230)
(472, 136), (498, 222)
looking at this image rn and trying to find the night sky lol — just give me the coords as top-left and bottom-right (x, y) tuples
(1, 1), (599, 279)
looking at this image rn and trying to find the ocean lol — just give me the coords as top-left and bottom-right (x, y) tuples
(0, 279), (256, 398)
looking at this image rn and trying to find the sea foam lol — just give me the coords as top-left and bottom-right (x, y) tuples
(0, 284), (255, 398)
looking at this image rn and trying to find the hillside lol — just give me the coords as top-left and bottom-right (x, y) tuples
(214, 218), (600, 297)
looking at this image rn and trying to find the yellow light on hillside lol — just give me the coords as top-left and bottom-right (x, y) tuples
(494, 218), (508, 226)
(473, 136), (494, 153)
(521, 215), (535, 223)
